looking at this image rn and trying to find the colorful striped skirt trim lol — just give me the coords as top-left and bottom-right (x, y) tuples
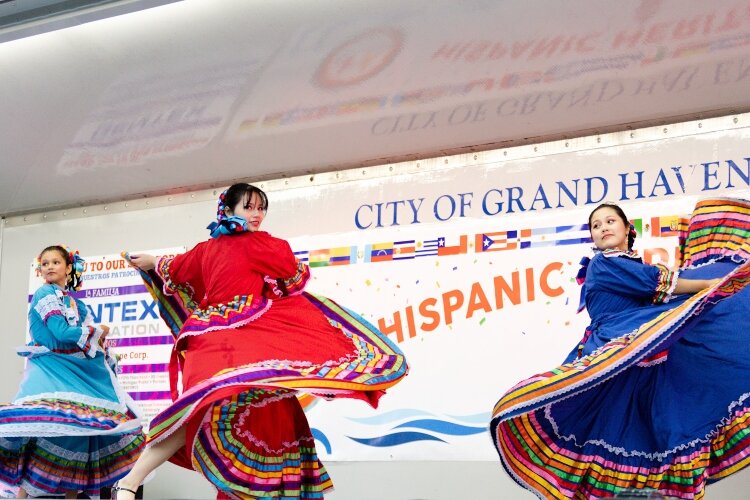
(490, 259), (750, 499)
(0, 397), (141, 437)
(148, 293), (407, 445)
(196, 390), (333, 499)
(0, 432), (144, 497)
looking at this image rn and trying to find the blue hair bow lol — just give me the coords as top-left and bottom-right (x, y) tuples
(207, 215), (249, 238)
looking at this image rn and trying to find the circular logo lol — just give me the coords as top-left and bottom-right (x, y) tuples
(315, 28), (403, 88)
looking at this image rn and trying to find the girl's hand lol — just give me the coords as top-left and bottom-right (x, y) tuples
(98, 324), (110, 348)
(126, 253), (156, 271)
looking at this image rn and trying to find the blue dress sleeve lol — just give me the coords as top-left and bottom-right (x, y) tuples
(31, 285), (104, 358)
(586, 252), (678, 304)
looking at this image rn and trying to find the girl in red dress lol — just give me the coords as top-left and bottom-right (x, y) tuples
(114, 183), (407, 499)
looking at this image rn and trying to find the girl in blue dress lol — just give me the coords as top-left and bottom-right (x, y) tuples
(0, 245), (144, 498)
(490, 198), (750, 499)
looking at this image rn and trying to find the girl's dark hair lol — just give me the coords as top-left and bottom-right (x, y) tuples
(39, 245), (80, 290)
(588, 202), (636, 250)
(224, 183), (268, 215)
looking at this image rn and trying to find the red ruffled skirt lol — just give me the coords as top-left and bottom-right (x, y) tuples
(149, 294), (406, 499)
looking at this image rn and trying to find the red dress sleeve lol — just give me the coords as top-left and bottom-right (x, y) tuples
(157, 243), (207, 302)
(244, 232), (311, 298)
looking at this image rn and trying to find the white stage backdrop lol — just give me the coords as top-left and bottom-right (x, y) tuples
(287, 199), (707, 461)
(21, 121), (750, 461)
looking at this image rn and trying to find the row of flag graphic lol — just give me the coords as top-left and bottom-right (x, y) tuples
(292, 217), (678, 267)
(649, 216), (680, 237)
(477, 225), (591, 252)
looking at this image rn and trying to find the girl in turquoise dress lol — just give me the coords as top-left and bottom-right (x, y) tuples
(0, 245), (144, 498)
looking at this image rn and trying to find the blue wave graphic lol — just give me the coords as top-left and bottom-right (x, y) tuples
(445, 411), (491, 425)
(393, 419), (486, 436)
(347, 408), (434, 425)
(346, 409), (490, 449)
(311, 428), (331, 454)
(348, 431), (446, 447)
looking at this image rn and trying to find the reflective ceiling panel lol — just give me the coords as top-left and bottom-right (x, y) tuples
(1, 0), (749, 216)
